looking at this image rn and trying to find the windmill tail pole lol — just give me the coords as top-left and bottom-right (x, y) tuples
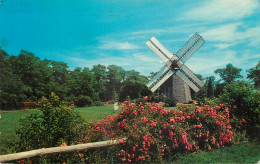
(0, 138), (126, 162)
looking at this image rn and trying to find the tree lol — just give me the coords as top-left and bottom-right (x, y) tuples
(0, 49), (29, 109)
(247, 61), (260, 89)
(91, 64), (107, 101)
(106, 65), (125, 101)
(207, 76), (214, 98)
(120, 70), (148, 101)
(214, 63), (243, 84)
(68, 67), (98, 106)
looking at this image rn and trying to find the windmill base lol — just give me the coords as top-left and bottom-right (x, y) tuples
(159, 74), (192, 103)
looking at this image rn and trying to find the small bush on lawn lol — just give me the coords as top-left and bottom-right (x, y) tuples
(16, 93), (89, 152)
(164, 98), (177, 107)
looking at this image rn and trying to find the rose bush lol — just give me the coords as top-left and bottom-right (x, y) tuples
(84, 98), (241, 163)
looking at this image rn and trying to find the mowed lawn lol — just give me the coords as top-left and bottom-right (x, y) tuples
(0, 104), (119, 155)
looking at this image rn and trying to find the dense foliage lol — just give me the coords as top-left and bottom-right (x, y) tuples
(0, 49), (149, 110)
(16, 93), (88, 152)
(247, 61), (260, 89)
(216, 82), (260, 138)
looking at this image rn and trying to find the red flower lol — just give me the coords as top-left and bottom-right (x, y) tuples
(150, 121), (157, 127)
(170, 118), (175, 124)
(133, 125), (137, 130)
(242, 119), (247, 123)
(143, 116), (148, 123)
(61, 142), (67, 147)
(144, 96), (148, 101)
(133, 110), (137, 116)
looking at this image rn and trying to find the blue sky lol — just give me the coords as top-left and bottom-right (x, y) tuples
(0, 0), (259, 79)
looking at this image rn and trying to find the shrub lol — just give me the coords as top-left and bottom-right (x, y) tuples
(74, 95), (93, 107)
(216, 81), (259, 139)
(16, 93), (88, 152)
(164, 98), (177, 107)
(92, 100), (104, 106)
(84, 100), (237, 163)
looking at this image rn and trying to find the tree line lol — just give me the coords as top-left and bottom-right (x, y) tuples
(0, 49), (150, 110)
(0, 48), (259, 110)
(192, 62), (259, 102)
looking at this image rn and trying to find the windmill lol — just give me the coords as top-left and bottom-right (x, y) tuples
(146, 33), (205, 103)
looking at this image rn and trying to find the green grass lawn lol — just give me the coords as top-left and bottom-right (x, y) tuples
(0, 104), (119, 155)
(174, 143), (260, 164)
(75, 104), (121, 122)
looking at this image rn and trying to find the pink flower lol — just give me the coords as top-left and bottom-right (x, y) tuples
(133, 125), (137, 130)
(151, 121), (157, 127)
(170, 118), (175, 124)
(143, 116), (148, 123)
(133, 110), (137, 116)
(144, 96), (148, 101)
(61, 142), (67, 147)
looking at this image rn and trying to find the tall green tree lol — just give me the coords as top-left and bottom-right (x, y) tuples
(214, 63), (243, 84)
(9, 50), (52, 101)
(207, 76), (214, 98)
(91, 64), (107, 101)
(46, 60), (70, 99)
(120, 70), (148, 101)
(0, 49), (27, 109)
(68, 67), (98, 106)
(106, 65), (125, 101)
(247, 61), (260, 89)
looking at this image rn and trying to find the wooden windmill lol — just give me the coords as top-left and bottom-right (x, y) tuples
(146, 33), (205, 103)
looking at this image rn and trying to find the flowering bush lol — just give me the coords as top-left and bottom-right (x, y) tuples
(84, 98), (239, 163)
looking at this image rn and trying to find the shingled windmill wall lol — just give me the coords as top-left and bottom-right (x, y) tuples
(172, 74), (192, 103)
(158, 75), (192, 103)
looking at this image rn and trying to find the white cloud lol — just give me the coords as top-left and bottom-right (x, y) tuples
(132, 53), (159, 63)
(214, 43), (234, 49)
(184, 0), (259, 21)
(201, 23), (260, 49)
(186, 49), (260, 78)
(201, 23), (243, 42)
(99, 41), (140, 50)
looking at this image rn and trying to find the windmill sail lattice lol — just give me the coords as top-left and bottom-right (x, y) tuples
(146, 33), (205, 102)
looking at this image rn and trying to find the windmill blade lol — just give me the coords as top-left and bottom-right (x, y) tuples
(180, 64), (204, 89)
(150, 70), (173, 92)
(176, 33), (205, 64)
(176, 70), (200, 93)
(147, 65), (169, 88)
(146, 37), (175, 63)
(146, 65), (173, 92)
